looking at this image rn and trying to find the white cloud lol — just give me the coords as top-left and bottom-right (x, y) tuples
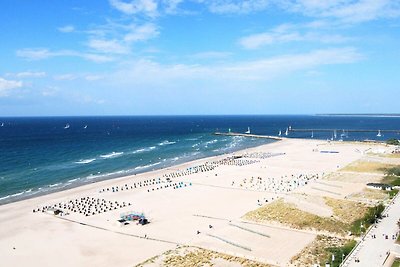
(206, 0), (270, 14)
(109, 47), (362, 86)
(88, 39), (130, 54)
(82, 54), (115, 63)
(9, 71), (47, 78)
(16, 48), (54, 60)
(124, 23), (159, 42)
(41, 86), (59, 97)
(53, 74), (77, 81)
(239, 23), (351, 49)
(0, 77), (23, 96)
(163, 0), (184, 14)
(190, 51), (233, 60)
(16, 48), (114, 63)
(109, 0), (158, 17)
(58, 25), (75, 33)
(281, 0), (400, 23)
(85, 75), (103, 81)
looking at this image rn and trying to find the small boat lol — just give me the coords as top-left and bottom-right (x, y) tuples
(278, 130), (282, 136)
(84, 125), (88, 129)
(311, 131), (314, 138)
(377, 130), (382, 137)
(64, 124), (70, 129)
(285, 128), (289, 136)
(245, 127), (251, 134)
(0, 122), (4, 127)
(334, 130), (337, 139)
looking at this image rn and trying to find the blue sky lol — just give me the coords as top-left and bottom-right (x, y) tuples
(1, 0), (400, 116)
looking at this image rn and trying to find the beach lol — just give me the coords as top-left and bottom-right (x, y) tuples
(0, 137), (398, 267)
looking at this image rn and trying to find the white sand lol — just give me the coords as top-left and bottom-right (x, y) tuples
(0, 138), (392, 267)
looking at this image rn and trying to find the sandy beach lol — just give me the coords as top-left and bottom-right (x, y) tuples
(0, 137), (397, 267)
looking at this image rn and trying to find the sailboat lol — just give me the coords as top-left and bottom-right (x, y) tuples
(377, 130), (382, 137)
(64, 124), (70, 129)
(0, 122), (4, 127)
(278, 130), (282, 136)
(245, 127), (251, 134)
(84, 125), (88, 129)
(285, 128), (289, 136)
(334, 130), (337, 139)
(228, 128), (231, 133)
(311, 131), (314, 138)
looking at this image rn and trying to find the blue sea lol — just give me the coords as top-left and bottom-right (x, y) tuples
(0, 115), (399, 204)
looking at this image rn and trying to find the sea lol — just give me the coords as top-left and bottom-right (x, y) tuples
(0, 115), (399, 205)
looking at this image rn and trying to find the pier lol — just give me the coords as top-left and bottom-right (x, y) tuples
(290, 128), (400, 133)
(214, 132), (283, 141)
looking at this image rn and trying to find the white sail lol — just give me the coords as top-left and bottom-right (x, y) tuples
(311, 131), (314, 138)
(245, 127), (251, 134)
(278, 130), (282, 136)
(377, 130), (382, 137)
(285, 128), (288, 136)
(64, 124), (70, 129)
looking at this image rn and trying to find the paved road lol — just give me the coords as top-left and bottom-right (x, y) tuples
(344, 194), (400, 267)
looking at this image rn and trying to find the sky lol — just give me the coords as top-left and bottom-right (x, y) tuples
(0, 0), (400, 116)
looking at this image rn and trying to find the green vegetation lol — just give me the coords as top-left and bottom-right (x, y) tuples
(382, 166), (400, 186)
(389, 189), (399, 199)
(391, 259), (400, 267)
(290, 236), (356, 267)
(350, 204), (385, 235)
(386, 166), (400, 177)
(326, 240), (357, 267)
(387, 139), (400, 146)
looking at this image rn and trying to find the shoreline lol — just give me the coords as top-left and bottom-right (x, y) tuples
(0, 137), (279, 207)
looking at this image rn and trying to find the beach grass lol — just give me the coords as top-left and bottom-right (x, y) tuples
(243, 199), (348, 235)
(290, 235), (356, 267)
(349, 188), (389, 201)
(324, 197), (369, 224)
(341, 161), (395, 173)
(244, 198), (381, 236)
(135, 247), (272, 267)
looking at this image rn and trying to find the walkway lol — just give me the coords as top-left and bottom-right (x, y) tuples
(343, 194), (400, 267)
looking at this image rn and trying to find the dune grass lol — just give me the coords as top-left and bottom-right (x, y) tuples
(291, 235), (356, 267)
(341, 161), (395, 173)
(135, 247), (271, 267)
(243, 199), (348, 235)
(244, 198), (382, 236)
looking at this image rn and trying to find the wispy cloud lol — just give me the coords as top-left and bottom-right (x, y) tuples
(0, 77), (23, 97)
(239, 23), (351, 49)
(206, 0), (270, 14)
(109, 47), (362, 86)
(189, 51), (233, 60)
(58, 25), (75, 33)
(87, 39), (130, 54)
(85, 75), (103, 81)
(16, 48), (114, 63)
(280, 0), (400, 23)
(53, 74), (77, 81)
(7, 71), (47, 78)
(109, 0), (158, 17)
